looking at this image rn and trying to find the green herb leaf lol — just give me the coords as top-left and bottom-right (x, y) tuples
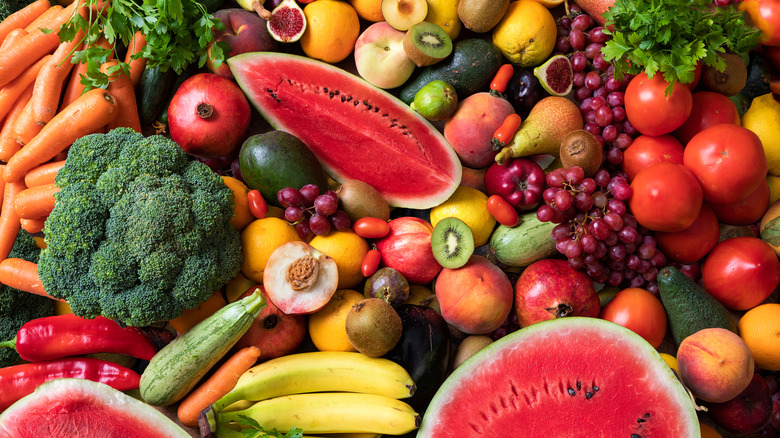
(234, 415), (304, 438)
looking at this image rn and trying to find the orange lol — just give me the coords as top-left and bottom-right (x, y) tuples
(309, 230), (369, 289)
(738, 303), (780, 370)
(699, 421), (722, 438)
(300, 0), (361, 64)
(221, 176), (254, 231)
(240, 217), (302, 283)
(349, 0), (384, 22)
(308, 289), (364, 351)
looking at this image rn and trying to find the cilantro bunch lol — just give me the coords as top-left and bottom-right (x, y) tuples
(601, 0), (761, 94)
(235, 416), (303, 437)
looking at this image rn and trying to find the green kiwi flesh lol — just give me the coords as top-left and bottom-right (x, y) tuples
(345, 298), (403, 358)
(431, 217), (474, 269)
(402, 21), (453, 67)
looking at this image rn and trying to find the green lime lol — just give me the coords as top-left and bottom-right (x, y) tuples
(410, 80), (458, 121)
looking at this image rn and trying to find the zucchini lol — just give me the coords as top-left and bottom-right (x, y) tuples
(488, 211), (557, 268)
(137, 65), (177, 128)
(139, 291), (267, 406)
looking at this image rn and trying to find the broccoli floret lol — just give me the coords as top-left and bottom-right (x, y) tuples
(0, 0), (44, 21)
(38, 128), (242, 327)
(0, 230), (55, 368)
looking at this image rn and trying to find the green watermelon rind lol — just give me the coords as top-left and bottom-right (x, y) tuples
(228, 52), (462, 210)
(417, 317), (700, 437)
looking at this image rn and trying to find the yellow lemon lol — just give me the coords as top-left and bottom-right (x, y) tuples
(425, 0), (462, 40)
(742, 93), (780, 176)
(767, 175), (780, 205)
(308, 289), (364, 351)
(309, 230), (370, 289)
(429, 185), (496, 247)
(300, 0), (361, 64)
(659, 353), (678, 373)
(492, 0), (557, 67)
(240, 217), (302, 283)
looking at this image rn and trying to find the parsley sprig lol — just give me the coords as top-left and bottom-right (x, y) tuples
(57, 0), (228, 90)
(234, 415), (304, 438)
(601, 0), (761, 94)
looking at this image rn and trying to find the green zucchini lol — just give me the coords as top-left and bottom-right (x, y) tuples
(139, 291), (267, 406)
(137, 65), (177, 128)
(488, 211), (557, 268)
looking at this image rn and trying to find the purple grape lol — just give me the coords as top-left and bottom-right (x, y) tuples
(602, 124), (618, 142)
(595, 105), (613, 127)
(589, 95), (607, 110)
(607, 270), (624, 287)
(571, 52), (589, 73)
(574, 191), (594, 212)
(558, 16), (572, 29)
(605, 76), (622, 92)
(568, 256), (585, 270)
(565, 166), (585, 184)
(606, 147), (623, 165)
(300, 184), (320, 206)
(585, 43), (605, 60)
(329, 210), (351, 231)
(569, 30), (586, 50)
(589, 27), (609, 43)
(603, 211), (624, 231)
(607, 198), (628, 216)
(555, 190), (574, 211)
(593, 54), (610, 71)
(607, 91), (625, 107)
(585, 71), (602, 90)
(584, 122), (601, 136)
(584, 111), (596, 124)
(571, 14), (593, 31)
(285, 206), (304, 223)
(573, 71), (587, 88)
(581, 234), (597, 253)
(574, 86), (592, 101)
(277, 187), (303, 207)
(614, 132), (633, 149)
(309, 214), (331, 236)
(295, 219), (311, 240)
(579, 178), (597, 194)
(555, 36), (572, 53)
(612, 107), (627, 123)
(314, 193), (338, 216)
(537, 205), (556, 222)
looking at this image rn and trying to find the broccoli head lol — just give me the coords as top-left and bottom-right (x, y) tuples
(0, 230), (55, 368)
(0, 0), (44, 21)
(38, 128), (243, 327)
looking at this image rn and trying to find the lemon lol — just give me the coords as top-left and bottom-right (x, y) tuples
(425, 0), (461, 40)
(309, 230), (369, 289)
(768, 175), (780, 205)
(429, 185), (496, 247)
(308, 289), (364, 352)
(742, 93), (780, 176)
(240, 217), (302, 283)
(492, 0), (557, 67)
(659, 353), (678, 373)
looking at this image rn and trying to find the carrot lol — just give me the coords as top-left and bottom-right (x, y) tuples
(31, 27), (86, 126)
(176, 346), (262, 427)
(0, 258), (62, 300)
(23, 4), (63, 32)
(19, 217), (46, 234)
(4, 88), (118, 183)
(100, 60), (141, 132)
(0, 84), (34, 163)
(11, 94), (44, 147)
(0, 180), (24, 261)
(13, 183), (58, 219)
(0, 54), (50, 124)
(23, 159), (65, 187)
(124, 30), (147, 89)
(59, 35), (113, 111)
(0, 0), (55, 43)
(0, 28), (27, 51)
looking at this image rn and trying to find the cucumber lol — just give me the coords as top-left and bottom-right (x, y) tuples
(137, 65), (177, 128)
(488, 211), (557, 268)
(139, 291), (267, 406)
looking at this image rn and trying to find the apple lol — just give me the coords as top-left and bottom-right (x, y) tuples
(702, 373), (773, 435)
(354, 22), (416, 89)
(375, 216), (442, 285)
(206, 8), (278, 79)
(484, 157), (546, 211)
(232, 285), (307, 361)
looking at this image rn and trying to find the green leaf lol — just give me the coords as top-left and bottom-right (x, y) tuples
(761, 218), (780, 246)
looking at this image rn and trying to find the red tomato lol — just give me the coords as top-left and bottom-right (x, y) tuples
(673, 91), (741, 145)
(707, 178), (771, 226)
(486, 194), (519, 227)
(654, 204), (720, 264)
(361, 248), (382, 277)
(352, 217), (390, 239)
(683, 124), (768, 204)
(685, 60), (703, 91)
(622, 134), (684, 181)
(701, 237), (780, 310)
(625, 72), (693, 136)
(247, 189), (268, 219)
(739, 0), (780, 46)
(629, 162), (703, 232)
(600, 287), (667, 348)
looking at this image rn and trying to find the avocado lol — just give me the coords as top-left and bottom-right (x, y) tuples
(657, 266), (737, 346)
(238, 131), (329, 207)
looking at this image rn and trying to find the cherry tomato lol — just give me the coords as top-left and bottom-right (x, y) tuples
(683, 124), (768, 204)
(486, 194), (519, 227)
(492, 113), (522, 149)
(247, 189), (268, 219)
(654, 204), (719, 264)
(673, 91), (741, 145)
(361, 249), (381, 277)
(490, 64), (515, 94)
(629, 162), (703, 233)
(624, 72), (693, 136)
(600, 287), (667, 349)
(701, 237), (780, 310)
(622, 134), (684, 181)
(352, 217), (390, 239)
(707, 178), (771, 226)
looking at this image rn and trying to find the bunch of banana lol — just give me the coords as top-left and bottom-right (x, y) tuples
(206, 351), (420, 437)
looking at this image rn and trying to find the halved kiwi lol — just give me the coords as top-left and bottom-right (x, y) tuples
(402, 21), (453, 67)
(431, 217), (474, 269)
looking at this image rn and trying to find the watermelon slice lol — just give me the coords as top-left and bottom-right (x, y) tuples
(0, 378), (191, 437)
(228, 52), (461, 209)
(417, 317), (699, 437)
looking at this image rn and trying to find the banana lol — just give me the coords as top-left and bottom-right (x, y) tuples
(214, 351), (416, 412)
(216, 392), (421, 436)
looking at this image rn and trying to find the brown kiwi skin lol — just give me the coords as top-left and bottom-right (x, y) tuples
(451, 335), (493, 371)
(700, 52), (748, 97)
(335, 180), (391, 222)
(345, 298), (403, 358)
(458, 0), (510, 33)
(559, 129), (603, 177)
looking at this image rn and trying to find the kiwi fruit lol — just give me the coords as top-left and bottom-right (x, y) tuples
(559, 129), (603, 177)
(452, 335), (493, 370)
(335, 179), (390, 222)
(345, 298), (403, 358)
(700, 52), (748, 97)
(364, 267), (410, 307)
(458, 0), (510, 33)
(402, 21), (453, 67)
(431, 217), (474, 269)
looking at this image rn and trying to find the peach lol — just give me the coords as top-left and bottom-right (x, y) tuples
(443, 92), (516, 168)
(677, 328), (755, 403)
(375, 216), (442, 285)
(434, 255), (513, 334)
(207, 9), (278, 79)
(354, 22), (416, 89)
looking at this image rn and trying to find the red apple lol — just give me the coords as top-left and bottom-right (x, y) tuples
(232, 285), (307, 361)
(484, 157), (546, 211)
(702, 373), (773, 434)
(207, 9), (278, 79)
(514, 258), (600, 327)
(375, 216), (442, 285)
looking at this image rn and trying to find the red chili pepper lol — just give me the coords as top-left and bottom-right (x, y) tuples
(0, 357), (141, 411)
(491, 113), (523, 151)
(490, 64), (515, 95)
(352, 217), (390, 239)
(487, 194), (520, 227)
(247, 189), (268, 219)
(0, 314), (158, 362)
(361, 249), (382, 277)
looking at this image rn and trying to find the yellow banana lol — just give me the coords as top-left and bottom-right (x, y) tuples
(217, 392), (420, 436)
(214, 351), (416, 412)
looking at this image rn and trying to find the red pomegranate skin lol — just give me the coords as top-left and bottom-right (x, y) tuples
(168, 73), (251, 159)
(514, 258), (600, 327)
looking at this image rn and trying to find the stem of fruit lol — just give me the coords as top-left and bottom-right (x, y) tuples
(196, 103), (214, 119)
(253, 0), (273, 21)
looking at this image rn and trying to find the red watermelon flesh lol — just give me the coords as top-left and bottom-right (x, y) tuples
(0, 378), (191, 438)
(417, 317), (699, 437)
(228, 52), (461, 209)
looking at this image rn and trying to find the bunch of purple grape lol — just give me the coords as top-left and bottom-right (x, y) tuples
(536, 166), (666, 293)
(277, 185), (351, 238)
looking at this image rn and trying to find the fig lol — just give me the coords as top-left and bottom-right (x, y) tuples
(267, 0), (307, 43)
(364, 267), (411, 307)
(410, 80), (458, 121)
(533, 54), (573, 97)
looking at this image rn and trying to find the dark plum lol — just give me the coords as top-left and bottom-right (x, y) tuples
(504, 67), (548, 119)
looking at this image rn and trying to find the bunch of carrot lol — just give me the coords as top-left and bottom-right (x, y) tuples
(0, 0), (146, 301)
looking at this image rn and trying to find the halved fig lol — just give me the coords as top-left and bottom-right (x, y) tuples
(263, 241), (338, 314)
(533, 54), (573, 96)
(267, 0), (307, 43)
